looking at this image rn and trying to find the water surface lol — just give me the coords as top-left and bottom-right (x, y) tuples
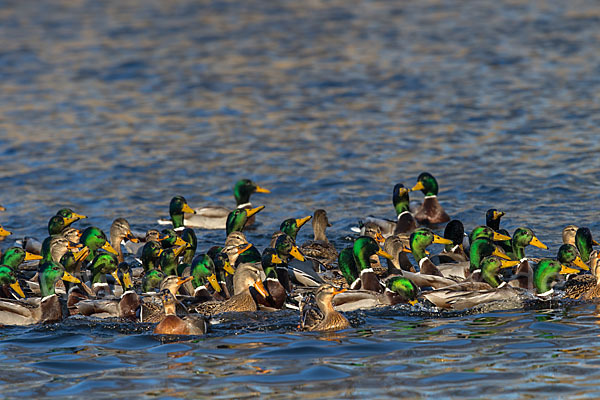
(1, 0), (600, 398)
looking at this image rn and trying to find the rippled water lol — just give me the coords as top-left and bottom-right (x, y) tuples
(1, 0), (600, 397)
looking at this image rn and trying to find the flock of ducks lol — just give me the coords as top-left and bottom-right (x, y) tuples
(0, 175), (598, 334)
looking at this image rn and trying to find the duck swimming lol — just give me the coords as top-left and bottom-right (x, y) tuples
(300, 284), (350, 332)
(410, 172), (450, 225)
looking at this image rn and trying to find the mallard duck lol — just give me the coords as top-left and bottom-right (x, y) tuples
(186, 253), (226, 300)
(225, 206), (265, 236)
(331, 276), (420, 312)
(533, 259), (579, 295)
(410, 172), (450, 225)
(269, 215), (312, 247)
(197, 263), (268, 314)
(140, 241), (164, 273)
(562, 250), (600, 300)
(258, 248), (286, 309)
(0, 260), (82, 326)
(122, 229), (162, 258)
(221, 231), (249, 266)
(87, 253), (123, 296)
(383, 234), (415, 273)
(47, 209), (86, 236)
(140, 275), (193, 322)
(0, 266), (25, 299)
(562, 225), (578, 246)
(74, 290), (141, 320)
(299, 209), (338, 267)
(1, 247), (43, 272)
(485, 209), (505, 231)
(359, 184), (418, 237)
(300, 284), (350, 331)
(408, 227), (453, 274)
(575, 227), (597, 264)
(153, 289), (208, 335)
(109, 218), (139, 263)
(337, 236), (393, 292)
(141, 269), (166, 293)
(0, 224), (12, 240)
(212, 250), (235, 298)
(506, 227), (548, 260)
(159, 244), (188, 276)
(433, 220), (468, 264)
(80, 226), (119, 263)
(275, 233), (323, 287)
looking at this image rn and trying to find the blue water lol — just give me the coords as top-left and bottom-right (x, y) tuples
(1, 0), (600, 397)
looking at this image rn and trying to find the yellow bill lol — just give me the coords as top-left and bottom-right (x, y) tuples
(572, 256), (589, 271)
(237, 243), (252, 254)
(296, 216), (312, 228)
(173, 236), (187, 246)
(10, 281), (25, 298)
(255, 185), (270, 194)
(245, 205), (265, 218)
(409, 299), (418, 306)
(177, 276), (193, 286)
(223, 262), (236, 275)
(24, 252), (42, 261)
(529, 236), (548, 250)
(254, 280), (269, 298)
(126, 231), (140, 243)
(62, 271), (81, 283)
(110, 270), (122, 287)
(172, 244), (187, 258)
(593, 239), (600, 246)
(207, 274), (222, 292)
(74, 247), (90, 262)
(181, 202), (196, 214)
(500, 260), (520, 269)
(0, 226), (12, 237)
(493, 211), (505, 220)
(374, 232), (385, 245)
(411, 181), (425, 192)
(433, 234), (453, 245)
(101, 241), (119, 255)
(121, 272), (133, 290)
(289, 246), (305, 261)
(560, 264), (580, 275)
(492, 231), (511, 241)
(376, 249), (394, 260)
(271, 254), (284, 264)
(332, 288), (347, 296)
(492, 247), (511, 260)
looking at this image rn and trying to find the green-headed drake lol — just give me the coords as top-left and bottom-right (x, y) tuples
(88, 253), (122, 295)
(0, 265), (25, 298)
(140, 241), (164, 272)
(485, 209), (505, 231)
(410, 172), (450, 225)
(80, 226), (118, 263)
(479, 256), (521, 288)
(337, 236), (393, 293)
(534, 259), (578, 295)
(1, 247), (42, 272)
(225, 206), (265, 236)
(300, 284), (350, 332)
(331, 275), (421, 311)
(274, 233), (323, 289)
(408, 227), (453, 273)
(187, 253), (224, 301)
(433, 220), (468, 264)
(269, 215), (312, 247)
(142, 269), (166, 293)
(507, 227), (547, 261)
(159, 244), (188, 277)
(257, 248), (286, 309)
(575, 227), (597, 264)
(299, 209), (338, 267)
(0, 261), (79, 325)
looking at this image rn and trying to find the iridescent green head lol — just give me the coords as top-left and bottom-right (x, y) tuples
(469, 226), (511, 244)
(48, 215), (67, 236)
(410, 172), (439, 196)
(191, 254), (222, 292)
(211, 250), (234, 282)
(534, 259), (573, 294)
(180, 228), (197, 264)
(159, 244), (187, 276)
(160, 228), (186, 248)
(386, 276), (419, 304)
(261, 248), (284, 279)
(511, 227), (547, 260)
(38, 260), (80, 296)
(169, 196), (195, 229)
(90, 253), (120, 285)
(235, 244), (263, 267)
(1, 247), (42, 271)
(485, 209), (505, 231)
(409, 228), (453, 262)
(469, 238), (510, 272)
(0, 265), (24, 298)
(80, 226), (118, 261)
(233, 179), (270, 205)
(55, 208), (87, 224)
(142, 269), (165, 293)
(338, 247), (358, 285)
(141, 241), (163, 272)
(225, 206), (265, 235)
(557, 244), (589, 271)
(392, 183), (410, 215)
(274, 234), (305, 263)
(480, 256), (520, 287)
(575, 227), (595, 263)
(279, 216), (312, 241)
(353, 236), (393, 270)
